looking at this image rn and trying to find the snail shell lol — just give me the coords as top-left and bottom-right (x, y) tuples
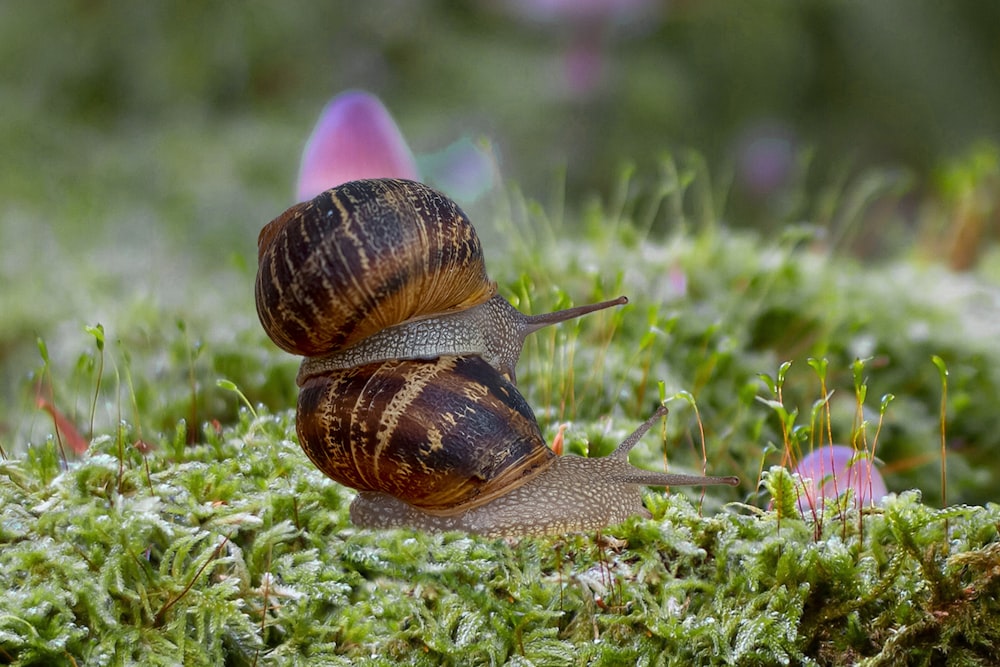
(297, 355), (550, 513)
(257, 178), (626, 383)
(256, 178), (495, 358)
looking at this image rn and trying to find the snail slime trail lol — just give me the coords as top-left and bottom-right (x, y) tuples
(256, 178), (738, 536)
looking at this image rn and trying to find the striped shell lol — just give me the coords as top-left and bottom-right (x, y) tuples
(255, 178), (496, 357)
(296, 355), (554, 513)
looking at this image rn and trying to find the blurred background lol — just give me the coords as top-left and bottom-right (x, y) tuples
(2, 1), (1000, 502)
(3, 1), (998, 234)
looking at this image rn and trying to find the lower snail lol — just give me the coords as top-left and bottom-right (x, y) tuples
(256, 178), (738, 537)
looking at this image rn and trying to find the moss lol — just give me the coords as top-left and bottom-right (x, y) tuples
(1, 408), (998, 665)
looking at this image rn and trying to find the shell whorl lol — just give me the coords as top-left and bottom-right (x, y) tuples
(296, 355), (554, 514)
(255, 178), (496, 357)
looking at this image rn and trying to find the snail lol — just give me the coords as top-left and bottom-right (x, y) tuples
(255, 178), (626, 384)
(256, 178), (738, 537)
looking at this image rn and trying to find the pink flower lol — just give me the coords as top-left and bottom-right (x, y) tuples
(295, 90), (418, 201)
(793, 444), (888, 511)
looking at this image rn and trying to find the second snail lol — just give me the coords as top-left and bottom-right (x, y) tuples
(255, 178), (738, 537)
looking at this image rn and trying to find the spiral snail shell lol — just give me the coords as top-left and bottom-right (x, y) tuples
(256, 178), (494, 359)
(256, 178), (738, 537)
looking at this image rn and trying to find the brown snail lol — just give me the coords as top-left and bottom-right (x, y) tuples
(256, 178), (738, 537)
(255, 178), (625, 384)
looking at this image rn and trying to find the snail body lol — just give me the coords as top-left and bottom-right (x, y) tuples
(294, 292), (626, 385)
(299, 354), (734, 537)
(256, 178), (737, 537)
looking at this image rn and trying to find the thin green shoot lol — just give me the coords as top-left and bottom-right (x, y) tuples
(932, 355), (949, 544)
(35, 336), (69, 470)
(668, 390), (712, 512)
(178, 319), (202, 444)
(115, 340), (153, 493)
(217, 379), (259, 421)
(604, 162), (636, 243)
(84, 323), (105, 438)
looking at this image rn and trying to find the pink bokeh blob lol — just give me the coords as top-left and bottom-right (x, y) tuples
(296, 90), (418, 202)
(794, 444), (888, 511)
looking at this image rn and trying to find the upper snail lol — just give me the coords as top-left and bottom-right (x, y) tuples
(256, 178), (626, 384)
(256, 178), (738, 537)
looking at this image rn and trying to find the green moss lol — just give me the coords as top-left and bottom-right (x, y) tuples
(3, 415), (998, 665)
